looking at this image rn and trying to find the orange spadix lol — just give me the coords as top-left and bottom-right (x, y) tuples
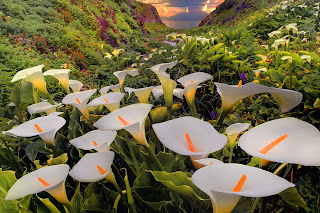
(37, 177), (50, 187)
(96, 165), (106, 175)
(118, 116), (129, 126)
(259, 134), (288, 154)
(34, 124), (43, 133)
(233, 174), (247, 192)
(185, 133), (196, 152)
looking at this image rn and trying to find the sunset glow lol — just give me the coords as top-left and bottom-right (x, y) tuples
(139, 0), (223, 20)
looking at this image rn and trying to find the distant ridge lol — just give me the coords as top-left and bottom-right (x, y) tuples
(199, 0), (278, 27)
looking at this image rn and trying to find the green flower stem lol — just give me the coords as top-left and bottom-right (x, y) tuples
(273, 163), (288, 175)
(124, 132), (140, 173)
(250, 197), (261, 213)
(289, 64), (293, 89)
(110, 166), (131, 210)
(189, 101), (198, 118)
(124, 169), (137, 213)
(228, 146), (234, 163)
(166, 106), (172, 120)
(0, 137), (24, 175)
(63, 202), (74, 213)
(217, 110), (229, 130)
(144, 145), (164, 171)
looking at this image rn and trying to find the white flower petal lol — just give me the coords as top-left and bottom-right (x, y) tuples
(124, 87), (154, 103)
(69, 152), (114, 182)
(3, 116), (66, 145)
(11, 65), (44, 82)
(100, 84), (121, 95)
(177, 72), (213, 88)
(152, 85), (164, 99)
(152, 116), (228, 156)
(62, 89), (96, 114)
(226, 123), (250, 136)
(69, 80), (83, 92)
(69, 130), (116, 151)
(27, 102), (61, 116)
(5, 164), (69, 200)
(239, 117), (320, 166)
(194, 158), (224, 166)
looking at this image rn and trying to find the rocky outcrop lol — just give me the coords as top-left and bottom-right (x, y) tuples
(130, 1), (164, 25)
(199, 0), (276, 27)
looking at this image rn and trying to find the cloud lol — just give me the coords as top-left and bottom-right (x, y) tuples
(139, 0), (224, 21)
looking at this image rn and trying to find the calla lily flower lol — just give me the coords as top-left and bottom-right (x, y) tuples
(226, 123), (250, 162)
(5, 164), (70, 205)
(177, 72), (213, 106)
(194, 158), (224, 167)
(43, 69), (71, 93)
(94, 103), (153, 146)
(256, 54), (267, 62)
(11, 65), (49, 97)
(27, 102), (62, 116)
(272, 38), (287, 50)
(166, 32), (178, 41)
(69, 130), (117, 152)
(281, 55), (293, 64)
(112, 49), (124, 57)
(105, 52), (112, 60)
(100, 84), (121, 95)
(300, 55), (312, 63)
(152, 116), (228, 169)
(152, 85), (185, 100)
(151, 61), (178, 109)
(268, 30), (281, 38)
(69, 152), (114, 182)
(125, 86), (154, 103)
(192, 164), (294, 213)
(215, 82), (302, 114)
(62, 89), (96, 118)
(113, 69), (139, 89)
(3, 116), (66, 146)
(252, 67), (267, 77)
(69, 80), (83, 92)
(87, 92), (125, 112)
(239, 117), (320, 166)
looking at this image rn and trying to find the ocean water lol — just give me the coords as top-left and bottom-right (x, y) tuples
(162, 20), (200, 31)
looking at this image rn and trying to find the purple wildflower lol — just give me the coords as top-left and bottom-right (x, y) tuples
(211, 111), (216, 119)
(240, 73), (247, 82)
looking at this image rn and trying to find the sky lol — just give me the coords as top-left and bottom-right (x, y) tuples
(139, 0), (224, 21)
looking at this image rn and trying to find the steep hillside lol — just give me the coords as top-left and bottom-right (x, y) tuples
(199, 0), (278, 27)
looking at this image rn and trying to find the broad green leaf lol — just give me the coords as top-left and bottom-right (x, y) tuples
(207, 54), (224, 62)
(67, 108), (81, 140)
(0, 170), (20, 212)
(82, 193), (103, 212)
(25, 140), (50, 161)
(278, 187), (307, 210)
(55, 132), (69, 156)
(134, 163), (154, 188)
(299, 51), (320, 63)
(71, 184), (83, 213)
(47, 153), (68, 165)
(149, 171), (211, 209)
(207, 43), (224, 55)
(0, 148), (22, 174)
(309, 110), (320, 123)
(133, 186), (172, 211)
(157, 152), (185, 172)
(37, 196), (60, 213)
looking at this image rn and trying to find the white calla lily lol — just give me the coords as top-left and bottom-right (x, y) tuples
(11, 65), (49, 97)
(62, 89), (96, 118)
(100, 84), (121, 95)
(177, 72), (213, 106)
(152, 116), (227, 169)
(151, 61), (178, 109)
(113, 69), (139, 89)
(215, 82), (302, 120)
(27, 102), (62, 116)
(226, 123), (250, 162)
(239, 117), (320, 166)
(125, 86), (154, 103)
(69, 152), (114, 182)
(69, 80), (83, 92)
(194, 158), (224, 166)
(87, 92), (125, 112)
(252, 67), (267, 77)
(69, 130), (117, 152)
(5, 164), (70, 205)
(192, 164), (295, 213)
(94, 103), (153, 146)
(43, 69), (71, 93)
(152, 85), (185, 100)
(3, 116), (66, 146)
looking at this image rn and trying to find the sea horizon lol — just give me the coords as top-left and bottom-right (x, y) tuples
(162, 20), (200, 31)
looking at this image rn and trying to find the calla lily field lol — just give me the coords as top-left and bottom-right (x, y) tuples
(1, 0), (320, 212)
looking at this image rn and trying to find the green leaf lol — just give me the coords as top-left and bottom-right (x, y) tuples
(0, 170), (20, 213)
(269, 69), (286, 84)
(133, 186), (172, 211)
(309, 110), (320, 123)
(278, 187), (307, 210)
(247, 157), (260, 167)
(47, 153), (68, 165)
(37, 196), (60, 213)
(0, 147), (22, 173)
(313, 98), (320, 109)
(157, 152), (185, 172)
(25, 140), (50, 161)
(71, 184), (83, 213)
(149, 171), (211, 209)
(82, 193), (103, 212)
(207, 54), (224, 62)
